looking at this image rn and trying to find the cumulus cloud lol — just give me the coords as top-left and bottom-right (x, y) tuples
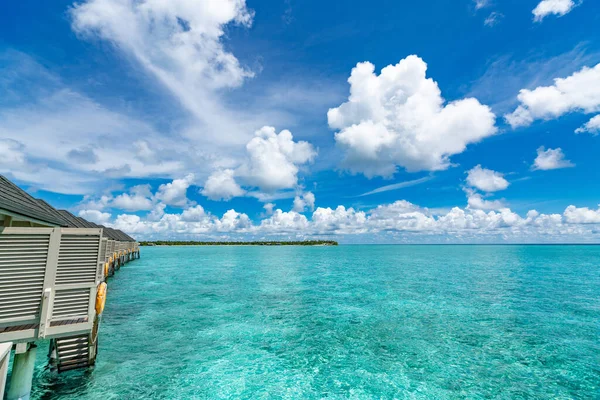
(155, 174), (195, 207)
(237, 126), (316, 192)
(575, 115), (600, 135)
(263, 203), (275, 215)
(533, 0), (577, 22)
(564, 205), (600, 224)
(201, 169), (245, 201)
(78, 209), (112, 224)
(466, 191), (506, 211)
(259, 210), (309, 232)
(328, 55), (497, 177)
(506, 63), (600, 128)
(202, 126), (316, 200)
(532, 147), (574, 170)
(292, 192), (316, 212)
(181, 205), (207, 222)
(78, 176), (196, 213)
(111, 184), (154, 211)
(466, 165), (509, 192)
(101, 197), (600, 243)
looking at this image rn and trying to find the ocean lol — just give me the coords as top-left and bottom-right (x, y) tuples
(22, 245), (600, 399)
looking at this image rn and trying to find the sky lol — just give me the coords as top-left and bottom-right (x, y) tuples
(1, 0), (600, 243)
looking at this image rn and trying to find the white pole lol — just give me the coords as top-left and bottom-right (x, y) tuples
(7, 343), (37, 400)
(0, 342), (12, 400)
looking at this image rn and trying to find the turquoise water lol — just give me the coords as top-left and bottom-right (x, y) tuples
(19, 245), (600, 398)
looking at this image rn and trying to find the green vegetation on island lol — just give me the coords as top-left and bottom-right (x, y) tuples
(139, 240), (338, 246)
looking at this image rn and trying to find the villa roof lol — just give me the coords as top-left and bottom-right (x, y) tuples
(0, 175), (66, 226)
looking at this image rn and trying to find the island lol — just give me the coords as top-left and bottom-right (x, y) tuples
(139, 240), (338, 246)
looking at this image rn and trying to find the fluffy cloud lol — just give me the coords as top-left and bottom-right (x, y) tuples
(575, 115), (600, 135)
(328, 55), (497, 177)
(466, 165), (509, 192)
(533, 147), (574, 170)
(201, 169), (245, 201)
(103, 197), (600, 243)
(112, 185), (154, 211)
(202, 126), (316, 200)
(466, 191), (506, 211)
(237, 127), (316, 191)
(564, 205), (600, 224)
(312, 206), (368, 234)
(155, 174), (195, 207)
(78, 176), (196, 213)
(292, 192), (316, 212)
(78, 209), (112, 224)
(263, 203), (275, 215)
(533, 0), (576, 22)
(259, 210), (309, 232)
(506, 63), (600, 128)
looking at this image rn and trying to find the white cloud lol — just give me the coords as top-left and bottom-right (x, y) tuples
(484, 12), (503, 27)
(111, 185), (154, 211)
(328, 55), (497, 177)
(0, 139), (26, 166)
(0, 56), (188, 194)
(202, 126), (316, 200)
(237, 126), (316, 192)
(202, 169), (245, 201)
(292, 191), (315, 212)
(533, 147), (574, 170)
(71, 0), (254, 143)
(155, 174), (195, 207)
(564, 205), (600, 224)
(466, 165), (509, 192)
(575, 115), (600, 135)
(101, 197), (600, 243)
(263, 203), (275, 215)
(474, 0), (491, 10)
(78, 209), (112, 225)
(466, 191), (506, 211)
(259, 210), (309, 232)
(506, 63), (600, 128)
(147, 203), (167, 221)
(181, 205), (207, 222)
(111, 193), (153, 211)
(533, 0), (576, 22)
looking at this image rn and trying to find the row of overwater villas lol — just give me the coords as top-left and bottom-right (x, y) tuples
(0, 175), (139, 399)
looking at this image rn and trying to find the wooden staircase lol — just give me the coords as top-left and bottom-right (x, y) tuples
(54, 335), (91, 372)
(51, 317), (99, 373)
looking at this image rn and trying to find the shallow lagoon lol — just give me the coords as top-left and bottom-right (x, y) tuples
(19, 245), (600, 399)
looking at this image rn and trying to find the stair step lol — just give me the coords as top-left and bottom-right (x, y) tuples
(58, 350), (88, 358)
(55, 334), (92, 373)
(58, 361), (90, 372)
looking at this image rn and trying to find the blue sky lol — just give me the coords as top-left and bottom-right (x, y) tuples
(1, 0), (600, 242)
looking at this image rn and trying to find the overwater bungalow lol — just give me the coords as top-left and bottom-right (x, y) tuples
(0, 175), (139, 399)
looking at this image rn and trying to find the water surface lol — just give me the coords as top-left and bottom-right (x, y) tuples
(21, 245), (600, 399)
